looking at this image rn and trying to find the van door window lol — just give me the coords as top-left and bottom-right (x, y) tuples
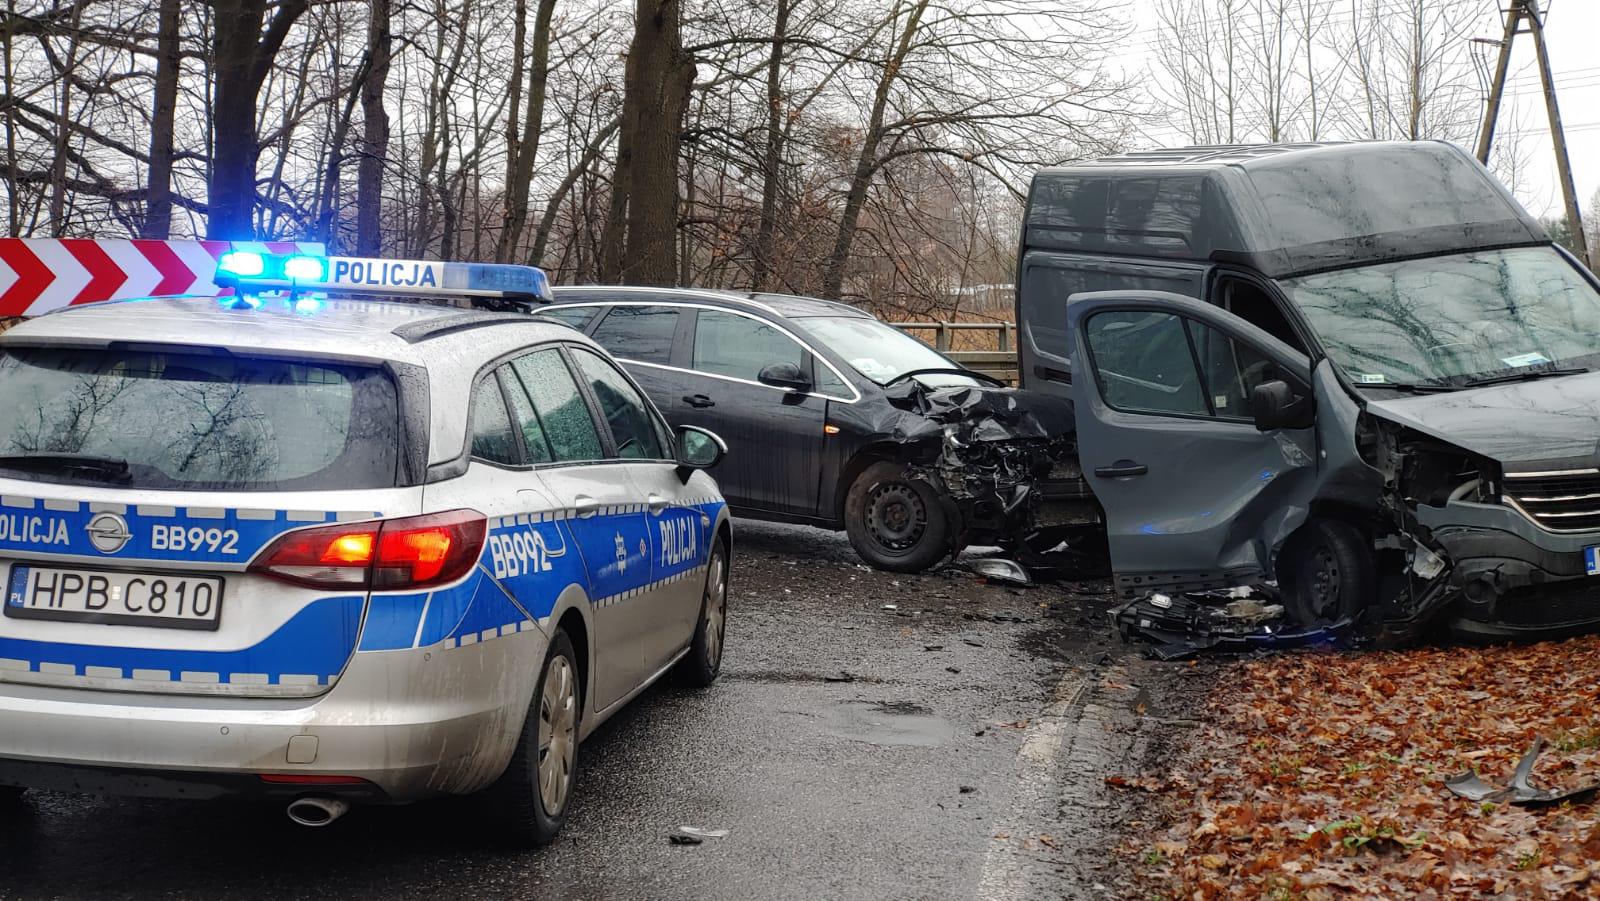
(1085, 311), (1281, 421)
(1084, 311), (1207, 415)
(1189, 320), (1279, 420)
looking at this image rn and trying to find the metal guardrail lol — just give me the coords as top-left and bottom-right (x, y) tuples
(889, 321), (1020, 385)
(888, 320), (1014, 352)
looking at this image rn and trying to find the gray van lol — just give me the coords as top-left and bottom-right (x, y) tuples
(1017, 141), (1600, 639)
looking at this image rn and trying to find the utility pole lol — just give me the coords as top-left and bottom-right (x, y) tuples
(1476, 0), (1589, 265)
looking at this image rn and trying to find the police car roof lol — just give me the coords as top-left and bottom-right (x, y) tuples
(0, 295), (582, 367)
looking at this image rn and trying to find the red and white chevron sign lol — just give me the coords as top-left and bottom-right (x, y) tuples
(0, 239), (326, 317)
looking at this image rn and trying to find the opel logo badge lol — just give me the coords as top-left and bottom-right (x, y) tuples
(86, 512), (132, 555)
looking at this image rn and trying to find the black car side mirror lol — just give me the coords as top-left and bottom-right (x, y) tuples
(757, 362), (810, 391)
(1250, 379), (1313, 431)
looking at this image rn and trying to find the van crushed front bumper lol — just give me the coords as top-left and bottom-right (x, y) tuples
(1415, 500), (1600, 638)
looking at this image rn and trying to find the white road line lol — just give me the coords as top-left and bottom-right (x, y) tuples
(976, 668), (1093, 901)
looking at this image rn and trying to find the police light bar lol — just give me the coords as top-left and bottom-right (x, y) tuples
(214, 252), (553, 304)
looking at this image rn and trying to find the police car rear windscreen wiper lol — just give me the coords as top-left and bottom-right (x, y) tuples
(0, 453), (132, 483)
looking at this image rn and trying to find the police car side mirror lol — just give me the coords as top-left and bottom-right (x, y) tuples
(757, 362), (810, 392)
(1250, 379), (1313, 431)
(676, 426), (727, 471)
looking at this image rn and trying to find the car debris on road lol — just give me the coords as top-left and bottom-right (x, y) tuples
(1445, 737), (1600, 808)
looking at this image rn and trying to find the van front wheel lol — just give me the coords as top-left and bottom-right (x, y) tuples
(1279, 519), (1373, 627)
(845, 462), (951, 573)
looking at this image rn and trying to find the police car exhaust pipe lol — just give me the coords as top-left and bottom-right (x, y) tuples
(286, 796), (349, 827)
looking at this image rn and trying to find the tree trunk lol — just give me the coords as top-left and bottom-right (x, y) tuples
(141, 0), (181, 239)
(598, 109), (633, 281)
(617, 0), (693, 286)
(356, 0), (392, 255)
(206, 0), (308, 241)
(822, 0), (928, 299)
(495, 0), (557, 262)
(751, 0), (790, 290)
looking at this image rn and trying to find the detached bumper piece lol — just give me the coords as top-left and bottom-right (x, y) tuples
(1112, 587), (1350, 660)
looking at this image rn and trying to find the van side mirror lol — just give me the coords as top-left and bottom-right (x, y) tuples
(757, 362), (810, 391)
(1250, 380), (1313, 431)
(676, 425), (727, 470)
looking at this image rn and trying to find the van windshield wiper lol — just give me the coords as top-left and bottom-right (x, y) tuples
(1459, 366), (1588, 388)
(0, 452), (132, 483)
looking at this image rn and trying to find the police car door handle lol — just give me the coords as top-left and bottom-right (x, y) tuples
(572, 495), (601, 518)
(682, 394), (715, 408)
(648, 494), (669, 515)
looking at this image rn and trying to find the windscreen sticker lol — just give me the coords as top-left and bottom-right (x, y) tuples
(1501, 352), (1551, 368)
(1355, 373), (1388, 384)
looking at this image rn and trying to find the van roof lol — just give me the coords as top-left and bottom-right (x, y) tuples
(1024, 141), (1549, 278)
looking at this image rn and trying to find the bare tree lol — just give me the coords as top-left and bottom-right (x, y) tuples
(206, 0), (309, 240)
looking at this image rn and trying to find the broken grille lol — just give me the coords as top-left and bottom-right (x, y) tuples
(1504, 469), (1600, 533)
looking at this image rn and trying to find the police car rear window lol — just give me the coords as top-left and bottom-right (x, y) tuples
(0, 346), (400, 491)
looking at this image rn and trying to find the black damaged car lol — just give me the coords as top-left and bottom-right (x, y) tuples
(536, 288), (1084, 572)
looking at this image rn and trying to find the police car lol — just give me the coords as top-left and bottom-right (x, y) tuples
(0, 251), (732, 846)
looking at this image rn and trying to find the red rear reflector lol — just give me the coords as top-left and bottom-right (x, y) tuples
(259, 774), (370, 785)
(250, 510), (487, 591)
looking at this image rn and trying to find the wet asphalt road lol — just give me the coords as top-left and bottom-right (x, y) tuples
(0, 521), (1205, 900)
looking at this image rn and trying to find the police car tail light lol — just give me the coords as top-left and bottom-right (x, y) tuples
(250, 510), (486, 591)
(371, 510), (486, 590)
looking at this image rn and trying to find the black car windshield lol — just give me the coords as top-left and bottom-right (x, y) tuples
(796, 316), (977, 387)
(1282, 246), (1600, 387)
(0, 346), (400, 490)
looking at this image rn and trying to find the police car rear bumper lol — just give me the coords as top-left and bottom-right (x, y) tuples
(0, 636), (547, 803)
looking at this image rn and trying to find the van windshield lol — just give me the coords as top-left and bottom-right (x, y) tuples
(1281, 246), (1600, 387)
(0, 346), (400, 490)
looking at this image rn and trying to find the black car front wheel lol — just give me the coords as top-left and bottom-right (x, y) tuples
(845, 462), (951, 573)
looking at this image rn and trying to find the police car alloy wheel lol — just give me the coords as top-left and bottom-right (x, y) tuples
(485, 628), (582, 847)
(678, 541), (728, 687)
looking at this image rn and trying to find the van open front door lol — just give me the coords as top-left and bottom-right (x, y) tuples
(1066, 290), (1322, 599)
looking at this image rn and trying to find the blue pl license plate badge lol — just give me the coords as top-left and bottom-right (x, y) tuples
(1587, 547), (1600, 576)
(6, 566), (27, 607)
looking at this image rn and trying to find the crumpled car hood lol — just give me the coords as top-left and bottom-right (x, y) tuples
(879, 383), (1076, 444)
(1366, 371), (1600, 465)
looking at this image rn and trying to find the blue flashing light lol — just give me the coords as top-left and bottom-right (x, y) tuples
(218, 251), (265, 278)
(292, 295), (324, 314)
(284, 255), (327, 282)
(212, 252), (554, 306)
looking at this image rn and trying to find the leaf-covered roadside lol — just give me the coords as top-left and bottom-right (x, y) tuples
(1119, 637), (1600, 898)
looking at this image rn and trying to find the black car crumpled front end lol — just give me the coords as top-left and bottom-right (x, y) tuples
(876, 382), (1080, 552)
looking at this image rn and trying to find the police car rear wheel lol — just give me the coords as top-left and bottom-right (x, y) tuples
(484, 629), (580, 847)
(845, 462), (950, 573)
(677, 541), (728, 687)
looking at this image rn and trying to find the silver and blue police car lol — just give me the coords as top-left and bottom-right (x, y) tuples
(0, 251), (732, 846)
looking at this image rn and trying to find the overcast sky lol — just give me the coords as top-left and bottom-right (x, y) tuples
(1113, 0), (1599, 221)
